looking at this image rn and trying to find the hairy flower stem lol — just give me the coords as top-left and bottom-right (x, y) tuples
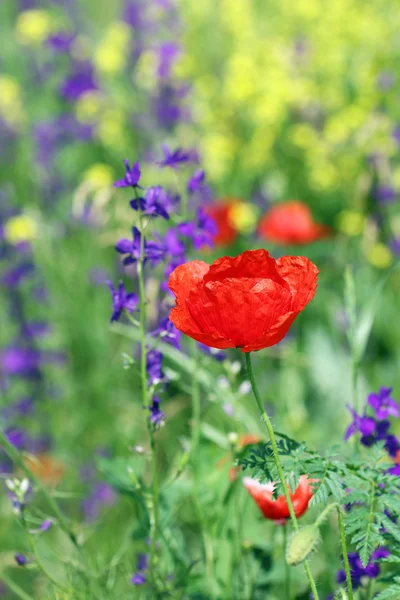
(137, 210), (160, 584)
(315, 503), (353, 600)
(0, 431), (78, 548)
(244, 352), (320, 600)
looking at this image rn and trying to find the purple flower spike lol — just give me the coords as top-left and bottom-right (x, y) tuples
(130, 186), (170, 219)
(158, 145), (191, 169)
(146, 349), (165, 386)
(151, 317), (181, 350)
(368, 387), (399, 420)
(148, 397), (165, 427)
(114, 160), (141, 188)
(131, 572), (146, 585)
(107, 281), (138, 323)
(344, 405), (376, 441)
(40, 519), (53, 532)
(178, 207), (217, 250)
(187, 169), (205, 193)
(115, 227), (165, 266)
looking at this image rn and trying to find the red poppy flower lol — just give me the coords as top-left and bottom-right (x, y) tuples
(243, 475), (314, 523)
(258, 201), (330, 245)
(168, 249), (318, 352)
(205, 201), (238, 246)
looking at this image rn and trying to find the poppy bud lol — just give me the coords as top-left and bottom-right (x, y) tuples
(286, 524), (320, 566)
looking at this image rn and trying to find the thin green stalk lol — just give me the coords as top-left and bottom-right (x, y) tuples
(0, 431), (78, 548)
(190, 340), (216, 599)
(137, 210), (159, 583)
(283, 524), (291, 600)
(244, 352), (320, 600)
(0, 572), (34, 600)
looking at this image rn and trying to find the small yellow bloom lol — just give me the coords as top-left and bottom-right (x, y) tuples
(96, 109), (125, 148)
(336, 210), (365, 236)
(75, 91), (104, 123)
(83, 164), (114, 189)
(366, 243), (393, 269)
(15, 10), (52, 45)
(229, 202), (259, 233)
(0, 76), (23, 126)
(4, 215), (38, 244)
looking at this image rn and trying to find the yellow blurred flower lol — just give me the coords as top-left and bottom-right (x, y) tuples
(366, 243), (393, 269)
(0, 75), (23, 126)
(94, 22), (131, 75)
(337, 210), (365, 236)
(75, 91), (104, 123)
(15, 9), (52, 45)
(83, 164), (114, 189)
(4, 215), (38, 245)
(96, 109), (125, 148)
(229, 202), (259, 233)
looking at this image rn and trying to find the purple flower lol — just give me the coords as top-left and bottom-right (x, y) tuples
(376, 185), (396, 204)
(187, 169), (205, 193)
(114, 160), (141, 188)
(130, 186), (170, 219)
(6, 428), (27, 450)
(1, 347), (40, 376)
(368, 387), (399, 420)
(82, 482), (117, 523)
(107, 281), (138, 322)
(115, 227), (165, 266)
(136, 554), (148, 571)
(158, 145), (192, 169)
(344, 406), (376, 441)
(21, 322), (50, 339)
(336, 549), (387, 590)
(148, 396), (165, 427)
(131, 572), (146, 585)
(157, 42), (180, 79)
(385, 434), (399, 458)
(146, 349), (165, 386)
(15, 554), (29, 566)
(1, 263), (34, 287)
(46, 32), (75, 53)
(178, 207), (217, 250)
(151, 317), (181, 350)
(59, 62), (98, 101)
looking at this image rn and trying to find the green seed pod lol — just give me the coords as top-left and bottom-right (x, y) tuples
(286, 524), (320, 566)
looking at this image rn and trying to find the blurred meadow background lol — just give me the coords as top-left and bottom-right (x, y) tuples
(1, 0), (400, 598)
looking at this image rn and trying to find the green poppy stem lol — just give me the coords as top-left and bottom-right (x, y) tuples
(244, 352), (320, 600)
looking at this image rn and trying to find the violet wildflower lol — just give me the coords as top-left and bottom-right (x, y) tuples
(157, 42), (180, 79)
(187, 169), (205, 193)
(158, 145), (191, 169)
(59, 62), (98, 101)
(368, 387), (399, 420)
(146, 349), (165, 386)
(148, 397), (165, 428)
(344, 406), (376, 441)
(115, 227), (164, 266)
(130, 186), (170, 219)
(178, 207), (217, 250)
(131, 572), (146, 585)
(114, 160), (141, 188)
(336, 548), (389, 590)
(15, 554), (29, 567)
(46, 32), (75, 53)
(376, 184), (396, 204)
(151, 317), (181, 350)
(107, 281), (139, 322)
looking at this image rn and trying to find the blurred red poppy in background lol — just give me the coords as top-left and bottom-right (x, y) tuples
(258, 201), (331, 245)
(24, 454), (64, 486)
(205, 201), (239, 246)
(243, 475), (314, 523)
(168, 249), (318, 352)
